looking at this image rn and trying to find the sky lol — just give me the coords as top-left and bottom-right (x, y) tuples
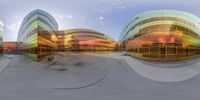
(0, 0), (200, 42)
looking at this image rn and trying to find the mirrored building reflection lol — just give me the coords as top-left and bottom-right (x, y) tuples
(17, 9), (58, 61)
(0, 20), (3, 54)
(3, 42), (19, 54)
(119, 10), (200, 61)
(57, 29), (117, 51)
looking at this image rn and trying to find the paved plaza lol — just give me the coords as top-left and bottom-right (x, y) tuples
(0, 53), (200, 100)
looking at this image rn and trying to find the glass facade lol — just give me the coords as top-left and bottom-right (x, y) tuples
(17, 9), (58, 61)
(58, 29), (117, 51)
(3, 42), (18, 53)
(0, 20), (3, 54)
(119, 10), (200, 61)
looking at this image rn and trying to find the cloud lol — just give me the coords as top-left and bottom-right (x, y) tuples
(66, 15), (73, 18)
(6, 15), (21, 32)
(53, 13), (73, 20)
(92, 6), (111, 13)
(4, 21), (21, 41)
(6, 21), (21, 32)
(99, 16), (104, 20)
(3, 15), (22, 41)
(117, 6), (126, 9)
(52, 13), (76, 30)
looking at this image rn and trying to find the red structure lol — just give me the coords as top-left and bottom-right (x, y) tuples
(3, 42), (19, 53)
(57, 33), (65, 51)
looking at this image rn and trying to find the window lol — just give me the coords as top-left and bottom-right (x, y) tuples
(166, 47), (177, 55)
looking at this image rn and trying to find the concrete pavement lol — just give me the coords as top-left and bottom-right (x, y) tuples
(1, 53), (200, 100)
(83, 52), (200, 82)
(0, 55), (12, 72)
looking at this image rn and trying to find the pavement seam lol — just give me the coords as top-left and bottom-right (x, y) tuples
(53, 69), (110, 90)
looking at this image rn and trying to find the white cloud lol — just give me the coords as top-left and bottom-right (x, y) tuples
(91, 1), (135, 14)
(53, 13), (73, 20)
(66, 15), (73, 18)
(92, 5), (112, 13)
(3, 15), (22, 41)
(99, 16), (104, 20)
(6, 15), (21, 31)
(6, 21), (21, 32)
(52, 13), (76, 30)
(117, 6), (126, 9)
(4, 21), (21, 41)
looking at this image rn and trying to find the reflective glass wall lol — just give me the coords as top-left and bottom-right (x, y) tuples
(17, 9), (58, 61)
(3, 42), (18, 54)
(119, 10), (200, 61)
(58, 29), (117, 51)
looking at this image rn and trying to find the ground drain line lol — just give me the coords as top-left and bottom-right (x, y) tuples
(54, 70), (110, 90)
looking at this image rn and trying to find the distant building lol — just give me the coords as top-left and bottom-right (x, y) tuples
(119, 10), (200, 61)
(57, 29), (117, 51)
(17, 9), (58, 61)
(3, 42), (19, 53)
(0, 20), (3, 54)
(57, 32), (65, 51)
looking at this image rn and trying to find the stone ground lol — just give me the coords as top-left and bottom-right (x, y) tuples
(0, 53), (200, 100)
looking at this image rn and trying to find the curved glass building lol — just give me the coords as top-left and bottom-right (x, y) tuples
(119, 10), (200, 61)
(17, 9), (58, 61)
(57, 29), (117, 51)
(0, 20), (3, 54)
